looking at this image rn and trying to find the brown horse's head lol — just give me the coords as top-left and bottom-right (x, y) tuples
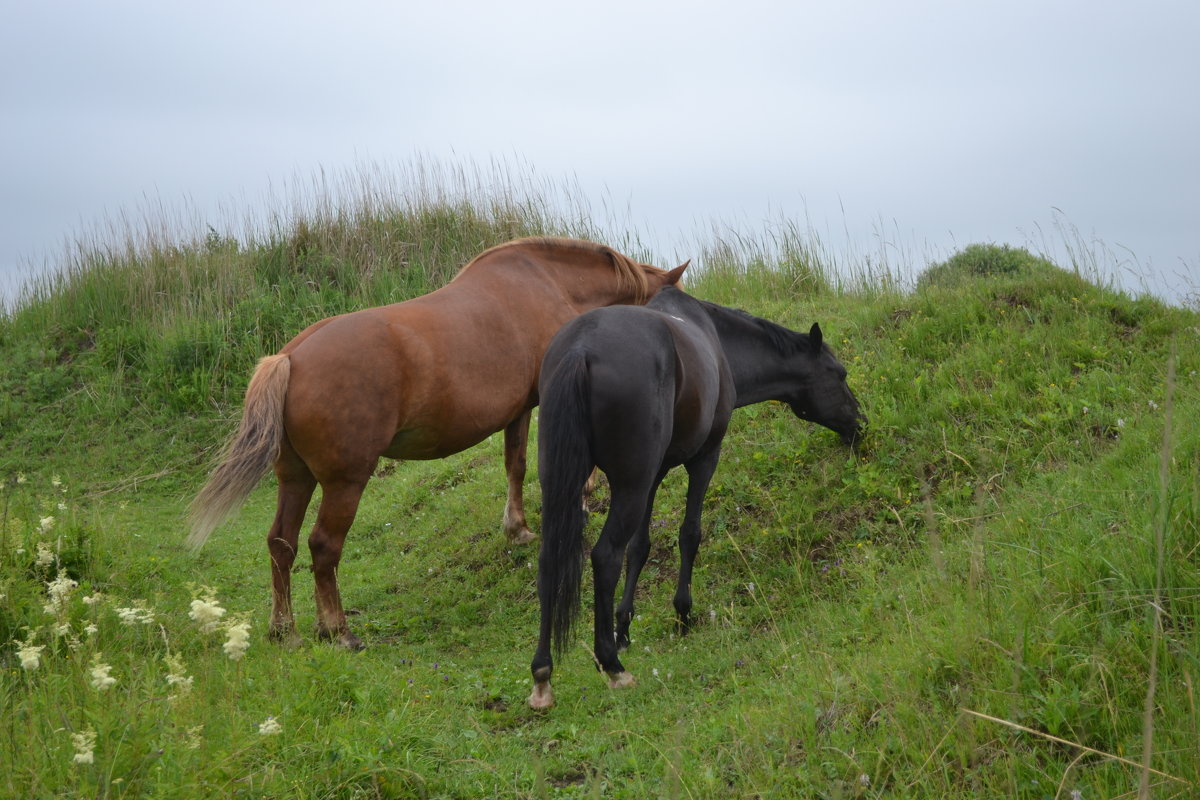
(640, 259), (689, 301)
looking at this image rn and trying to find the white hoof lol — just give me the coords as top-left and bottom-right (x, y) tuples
(607, 671), (636, 690)
(528, 681), (555, 709)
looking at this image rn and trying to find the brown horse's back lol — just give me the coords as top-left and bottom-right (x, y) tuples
(279, 271), (568, 477)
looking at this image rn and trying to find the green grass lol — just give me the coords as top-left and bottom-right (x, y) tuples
(1, 164), (1198, 798)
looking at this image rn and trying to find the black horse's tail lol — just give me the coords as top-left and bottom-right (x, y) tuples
(537, 350), (594, 658)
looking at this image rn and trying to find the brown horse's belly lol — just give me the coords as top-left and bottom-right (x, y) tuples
(381, 422), (498, 461)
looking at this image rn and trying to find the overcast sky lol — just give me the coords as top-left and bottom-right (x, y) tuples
(3, 1), (1197, 306)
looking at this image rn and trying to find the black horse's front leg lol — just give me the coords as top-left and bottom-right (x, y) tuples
(674, 451), (721, 633)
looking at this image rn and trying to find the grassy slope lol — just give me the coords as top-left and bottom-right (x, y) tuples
(1, 197), (1197, 799)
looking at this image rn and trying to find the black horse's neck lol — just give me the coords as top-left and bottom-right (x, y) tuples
(700, 300), (809, 408)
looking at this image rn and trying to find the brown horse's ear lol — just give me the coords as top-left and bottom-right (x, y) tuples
(666, 261), (689, 286)
(808, 322), (823, 353)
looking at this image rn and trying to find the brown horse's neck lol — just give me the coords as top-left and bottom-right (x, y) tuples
(452, 239), (651, 309)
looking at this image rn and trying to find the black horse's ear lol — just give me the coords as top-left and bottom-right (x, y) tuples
(808, 322), (823, 353)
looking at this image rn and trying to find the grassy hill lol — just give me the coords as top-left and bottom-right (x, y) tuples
(1, 171), (1197, 798)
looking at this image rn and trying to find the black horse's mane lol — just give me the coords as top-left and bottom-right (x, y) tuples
(698, 299), (808, 356)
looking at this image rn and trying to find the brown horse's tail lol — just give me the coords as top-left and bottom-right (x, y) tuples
(187, 354), (290, 549)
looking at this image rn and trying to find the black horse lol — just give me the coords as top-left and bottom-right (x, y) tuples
(528, 286), (865, 708)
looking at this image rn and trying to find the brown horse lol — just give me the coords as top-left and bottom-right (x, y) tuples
(188, 237), (687, 649)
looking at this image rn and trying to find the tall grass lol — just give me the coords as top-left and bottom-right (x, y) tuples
(1, 160), (1198, 797)
(10, 158), (602, 335)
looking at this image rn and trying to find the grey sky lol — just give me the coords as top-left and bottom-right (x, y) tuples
(3, 0), (1197, 305)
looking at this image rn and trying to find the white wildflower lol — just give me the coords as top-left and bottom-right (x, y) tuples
(1070, 790), (1083, 800)
(44, 571), (78, 616)
(859, 774), (871, 787)
(188, 594), (227, 633)
(51, 475), (62, 489)
(258, 716), (282, 736)
(89, 656), (117, 691)
(223, 621), (252, 661)
(1117, 418), (1125, 428)
(115, 604), (155, 626)
(16, 473), (26, 484)
(17, 636), (45, 671)
(1148, 399), (1159, 410)
(71, 728), (96, 765)
(83, 623), (98, 637)
(164, 653), (193, 696)
(82, 593), (104, 606)
(39, 516), (55, 533)
(35, 541), (55, 567)
(184, 725), (203, 749)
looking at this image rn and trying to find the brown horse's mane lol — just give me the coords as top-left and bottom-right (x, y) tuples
(454, 237), (652, 303)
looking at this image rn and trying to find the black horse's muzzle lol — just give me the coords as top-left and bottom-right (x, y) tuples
(839, 410), (868, 448)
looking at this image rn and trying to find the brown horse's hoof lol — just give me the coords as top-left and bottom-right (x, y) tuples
(267, 624), (304, 649)
(317, 628), (366, 651)
(338, 632), (365, 651)
(528, 681), (555, 709)
(507, 526), (536, 546)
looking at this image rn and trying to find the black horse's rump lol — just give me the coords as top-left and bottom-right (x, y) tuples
(528, 287), (865, 708)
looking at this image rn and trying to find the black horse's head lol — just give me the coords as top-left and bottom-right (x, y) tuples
(785, 323), (866, 446)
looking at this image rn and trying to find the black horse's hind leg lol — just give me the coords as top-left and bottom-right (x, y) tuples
(615, 471), (666, 649)
(592, 483), (651, 684)
(529, 563), (557, 709)
(674, 449), (721, 633)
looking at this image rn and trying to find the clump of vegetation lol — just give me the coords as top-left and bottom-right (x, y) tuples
(1, 161), (1197, 797)
(917, 242), (1065, 290)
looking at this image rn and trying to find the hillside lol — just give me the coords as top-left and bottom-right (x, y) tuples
(1, 184), (1197, 798)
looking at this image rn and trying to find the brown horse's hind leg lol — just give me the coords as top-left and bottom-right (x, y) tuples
(582, 467), (601, 510)
(268, 442), (316, 647)
(503, 410), (536, 544)
(309, 479), (368, 651)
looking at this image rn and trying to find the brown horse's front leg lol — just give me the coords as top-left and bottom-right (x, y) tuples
(503, 410), (536, 544)
(309, 479), (367, 651)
